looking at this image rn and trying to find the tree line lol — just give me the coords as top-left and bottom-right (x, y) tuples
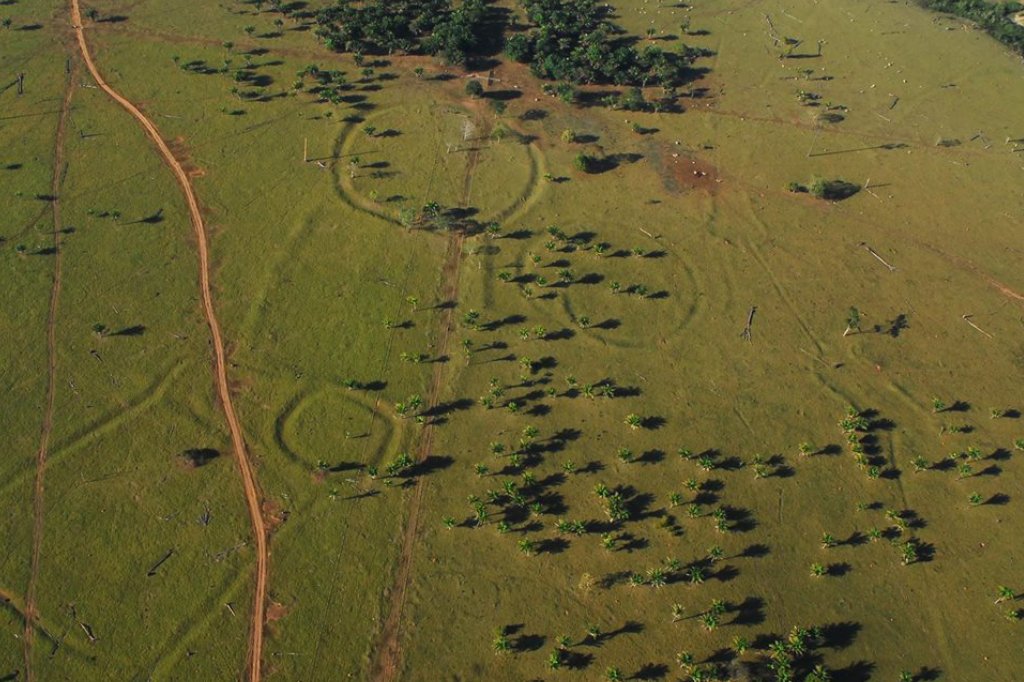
(918, 0), (1024, 55)
(505, 0), (704, 90)
(313, 0), (711, 107)
(314, 0), (488, 66)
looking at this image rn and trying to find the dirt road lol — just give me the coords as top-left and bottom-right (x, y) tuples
(68, 3), (268, 679)
(22, 55), (75, 682)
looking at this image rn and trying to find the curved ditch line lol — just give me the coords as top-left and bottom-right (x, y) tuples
(144, 562), (252, 680)
(11, 205), (49, 241)
(0, 361), (188, 505)
(69, 5), (268, 680)
(273, 384), (400, 471)
(556, 252), (703, 350)
(333, 109), (546, 230)
(23, 59), (75, 682)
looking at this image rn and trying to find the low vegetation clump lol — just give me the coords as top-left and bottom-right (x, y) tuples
(788, 177), (861, 201)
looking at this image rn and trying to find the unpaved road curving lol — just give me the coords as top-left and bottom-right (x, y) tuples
(69, 3), (268, 680)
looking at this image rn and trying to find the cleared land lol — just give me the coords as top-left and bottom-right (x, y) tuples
(2, 1), (1023, 681)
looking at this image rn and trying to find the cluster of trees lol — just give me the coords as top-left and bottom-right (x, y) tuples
(505, 0), (704, 90)
(919, 0), (1024, 55)
(314, 0), (488, 65)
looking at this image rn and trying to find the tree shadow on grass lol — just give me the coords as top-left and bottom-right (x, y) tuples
(110, 325), (146, 337)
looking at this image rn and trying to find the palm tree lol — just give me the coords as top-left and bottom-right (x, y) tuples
(687, 566), (705, 584)
(605, 667), (623, 681)
(699, 612), (719, 631)
(517, 538), (535, 556)
(671, 603), (685, 622)
(547, 649), (562, 669)
(821, 532), (836, 549)
(732, 636), (749, 655)
(442, 516), (455, 529)
(624, 414), (643, 430)
(807, 665), (832, 682)
(843, 307), (861, 336)
(690, 669), (711, 682)
(675, 651), (694, 670)
(810, 562), (826, 577)
(995, 586), (1016, 604)
(492, 629), (511, 654)
(647, 568), (667, 588)
(900, 540), (919, 566)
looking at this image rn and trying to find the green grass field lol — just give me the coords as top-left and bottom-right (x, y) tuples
(2, 0), (1023, 680)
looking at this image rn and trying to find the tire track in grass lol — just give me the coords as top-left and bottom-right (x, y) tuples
(68, 5), (268, 680)
(369, 231), (463, 682)
(369, 108), (486, 682)
(22, 55), (75, 682)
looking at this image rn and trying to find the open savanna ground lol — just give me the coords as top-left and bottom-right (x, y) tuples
(2, 0), (1023, 680)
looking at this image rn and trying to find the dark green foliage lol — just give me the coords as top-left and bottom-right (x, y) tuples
(315, 0), (488, 66)
(808, 178), (861, 201)
(465, 78), (484, 97)
(573, 153), (598, 173)
(506, 0), (703, 88)
(788, 177), (862, 201)
(918, 1), (1024, 55)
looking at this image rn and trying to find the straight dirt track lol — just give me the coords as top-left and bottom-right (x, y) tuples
(68, 2), (268, 680)
(22, 54), (74, 682)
